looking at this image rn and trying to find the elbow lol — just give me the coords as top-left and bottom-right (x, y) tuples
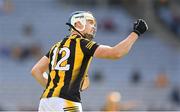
(113, 50), (129, 60)
(110, 53), (122, 60)
(31, 65), (44, 77)
(111, 46), (130, 60)
(31, 67), (35, 77)
(31, 66), (39, 77)
(113, 54), (123, 60)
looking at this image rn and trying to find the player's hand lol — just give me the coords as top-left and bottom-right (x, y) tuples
(80, 74), (90, 91)
(133, 19), (148, 36)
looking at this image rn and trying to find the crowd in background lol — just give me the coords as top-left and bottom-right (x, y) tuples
(153, 0), (180, 38)
(0, 0), (180, 111)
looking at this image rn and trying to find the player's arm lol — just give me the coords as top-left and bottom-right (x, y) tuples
(94, 32), (138, 59)
(94, 19), (148, 59)
(31, 56), (49, 88)
(80, 74), (90, 91)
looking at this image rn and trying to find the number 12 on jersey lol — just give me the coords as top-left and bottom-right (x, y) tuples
(51, 47), (70, 71)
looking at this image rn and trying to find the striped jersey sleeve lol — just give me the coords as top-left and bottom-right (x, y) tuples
(45, 43), (59, 58)
(80, 38), (99, 56)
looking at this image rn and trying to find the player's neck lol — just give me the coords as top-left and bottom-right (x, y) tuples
(71, 31), (83, 38)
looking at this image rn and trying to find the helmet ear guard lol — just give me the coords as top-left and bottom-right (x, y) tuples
(66, 11), (87, 31)
(70, 12), (86, 31)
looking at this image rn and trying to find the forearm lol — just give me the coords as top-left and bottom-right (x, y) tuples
(113, 32), (138, 58)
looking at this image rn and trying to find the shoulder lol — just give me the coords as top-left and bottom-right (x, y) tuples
(52, 41), (62, 48)
(80, 38), (97, 45)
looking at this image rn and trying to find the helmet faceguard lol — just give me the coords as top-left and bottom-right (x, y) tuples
(66, 11), (97, 40)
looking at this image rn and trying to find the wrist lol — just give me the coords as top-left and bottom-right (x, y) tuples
(131, 32), (139, 37)
(133, 30), (140, 36)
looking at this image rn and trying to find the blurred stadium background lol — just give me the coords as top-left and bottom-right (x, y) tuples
(0, 0), (180, 111)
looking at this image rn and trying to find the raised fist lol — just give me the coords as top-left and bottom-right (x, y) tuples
(133, 19), (148, 36)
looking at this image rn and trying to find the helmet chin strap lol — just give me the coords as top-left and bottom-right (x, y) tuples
(66, 23), (93, 40)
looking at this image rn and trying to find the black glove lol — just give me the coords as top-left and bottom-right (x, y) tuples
(133, 19), (148, 36)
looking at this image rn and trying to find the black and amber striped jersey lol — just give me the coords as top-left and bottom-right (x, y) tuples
(41, 34), (99, 102)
